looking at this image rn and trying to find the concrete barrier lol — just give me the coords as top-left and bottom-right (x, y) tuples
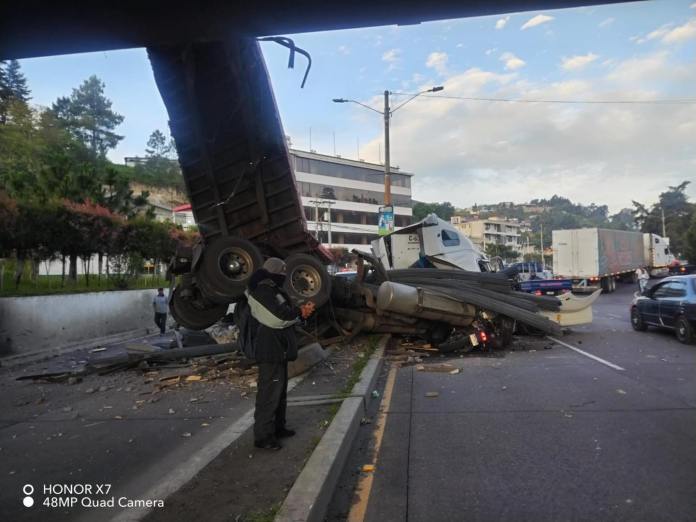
(0, 289), (161, 358)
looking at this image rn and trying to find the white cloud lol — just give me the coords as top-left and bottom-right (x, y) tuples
(456, 43), (464, 48)
(500, 52), (526, 71)
(632, 19), (696, 44)
(485, 48), (497, 56)
(521, 14), (554, 30)
(357, 55), (696, 212)
(496, 16), (510, 30)
(691, 2), (696, 8)
(599, 17), (615, 28)
(426, 51), (449, 75)
(661, 19), (696, 43)
(337, 45), (350, 55)
(561, 53), (599, 71)
(382, 48), (400, 63)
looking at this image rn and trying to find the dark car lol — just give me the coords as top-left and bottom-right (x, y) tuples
(669, 263), (696, 276)
(630, 275), (696, 344)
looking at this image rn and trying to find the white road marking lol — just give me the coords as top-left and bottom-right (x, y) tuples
(547, 336), (626, 371)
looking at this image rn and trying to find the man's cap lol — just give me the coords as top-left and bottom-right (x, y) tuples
(263, 257), (286, 275)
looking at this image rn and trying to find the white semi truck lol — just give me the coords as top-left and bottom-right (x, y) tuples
(552, 228), (674, 293)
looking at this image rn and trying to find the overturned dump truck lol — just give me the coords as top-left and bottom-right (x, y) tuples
(150, 37), (580, 349)
(149, 38), (334, 329)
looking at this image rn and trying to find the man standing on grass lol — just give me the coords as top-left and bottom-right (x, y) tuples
(247, 258), (315, 450)
(152, 287), (168, 336)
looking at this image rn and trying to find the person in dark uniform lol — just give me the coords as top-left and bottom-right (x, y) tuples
(247, 257), (315, 450)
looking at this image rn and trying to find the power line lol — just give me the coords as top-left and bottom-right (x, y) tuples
(389, 92), (696, 105)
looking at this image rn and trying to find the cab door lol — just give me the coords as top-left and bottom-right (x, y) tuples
(658, 280), (687, 328)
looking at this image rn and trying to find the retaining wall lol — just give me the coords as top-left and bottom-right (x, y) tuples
(0, 289), (161, 357)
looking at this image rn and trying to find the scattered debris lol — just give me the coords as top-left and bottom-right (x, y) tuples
(182, 432), (192, 438)
(616, 389), (627, 395)
(371, 390), (380, 398)
(361, 464), (375, 473)
(425, 391), (439, 398)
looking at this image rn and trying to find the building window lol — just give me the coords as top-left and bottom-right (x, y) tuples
(296, 181), (411, 207)
(293, 155), (411, 188)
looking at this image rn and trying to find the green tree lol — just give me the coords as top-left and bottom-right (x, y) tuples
(632, 181), (694, 256)
(485, 243), (520, 263)
(51, 75), (124, 158)
(684, 212), (696, 263)
(3, 60), (30, 103)
(412, 201), (455, 221)
(131, 129), (183, 188)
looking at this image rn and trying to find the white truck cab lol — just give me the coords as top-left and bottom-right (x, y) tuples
(371, 214), (493, 272)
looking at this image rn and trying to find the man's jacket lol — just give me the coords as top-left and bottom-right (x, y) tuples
(247, 270), (300, 363)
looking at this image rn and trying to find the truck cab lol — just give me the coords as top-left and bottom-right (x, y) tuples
(371, 214), (494, 272)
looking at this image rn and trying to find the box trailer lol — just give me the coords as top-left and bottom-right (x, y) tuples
(552, 228), (674, 293)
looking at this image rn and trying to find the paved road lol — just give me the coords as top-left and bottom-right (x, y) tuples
(330, 282), (696, 522)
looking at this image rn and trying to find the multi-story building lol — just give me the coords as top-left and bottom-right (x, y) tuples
(290, 149), (413, 252)
(451, 217), (524, 252)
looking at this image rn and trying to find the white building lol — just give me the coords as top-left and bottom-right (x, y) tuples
(290, 149), (413, 252)
(451, 217), (524, 252)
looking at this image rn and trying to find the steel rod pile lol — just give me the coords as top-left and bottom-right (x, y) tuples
(384, 268), (563, 335)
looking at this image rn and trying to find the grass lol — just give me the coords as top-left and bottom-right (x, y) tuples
(326, 334), (382, 418)
(245, 503), (281, 522)
(0, 273), (168, 297)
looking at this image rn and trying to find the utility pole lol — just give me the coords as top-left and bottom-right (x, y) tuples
(333, 86), (443, 232)
(310, 198), (335, 246)
(325, 201), (335, 248)
(383, 90), (392, 206)
(539, 223), (544, 264)
(661, 207), (666, 237)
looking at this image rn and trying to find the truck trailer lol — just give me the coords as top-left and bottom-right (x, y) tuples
(552, 228), (674, 293)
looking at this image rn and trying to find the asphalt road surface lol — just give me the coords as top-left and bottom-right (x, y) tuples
(330, 282), (696, 522)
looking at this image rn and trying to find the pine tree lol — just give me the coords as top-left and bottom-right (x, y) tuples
(0, 60), (9, 124)
(51, 75), (124, 158)
(4, 60), (31, 103)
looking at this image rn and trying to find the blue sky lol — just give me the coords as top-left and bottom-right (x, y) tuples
(19, 1), (696, 211)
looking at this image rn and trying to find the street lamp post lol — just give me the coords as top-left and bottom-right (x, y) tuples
(333, 86), (443, 211)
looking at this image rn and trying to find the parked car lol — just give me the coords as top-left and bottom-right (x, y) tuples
(630, 275), (696, 344)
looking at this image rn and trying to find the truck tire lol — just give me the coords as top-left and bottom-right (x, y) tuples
(196, 237), (263, 303)
(170, 287), (228, 330)
(601, 278), (611, 294)
(283, 253), (331, 307)
(675, 316), (694, 344)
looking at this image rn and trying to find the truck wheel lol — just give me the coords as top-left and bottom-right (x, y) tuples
(170, 287), (228, 330)
(675, 316), (694, 344)
(630, 307), (647, 332)
(284, 253), (331, 307)
(608, 277), (616, 293)
(601, 278), (610, 294)
(197, 237), (263, 303)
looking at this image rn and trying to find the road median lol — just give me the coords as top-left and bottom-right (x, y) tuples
(275, 334), (388, 522)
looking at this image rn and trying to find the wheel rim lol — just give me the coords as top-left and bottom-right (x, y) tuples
(631, 310), (639, 325)
(289, 265), (322, 298)
(218, 247), (254, 281)
(677, 321), (686, 339)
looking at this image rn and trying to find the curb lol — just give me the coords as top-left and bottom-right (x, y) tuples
(275, 334), (389, 522)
